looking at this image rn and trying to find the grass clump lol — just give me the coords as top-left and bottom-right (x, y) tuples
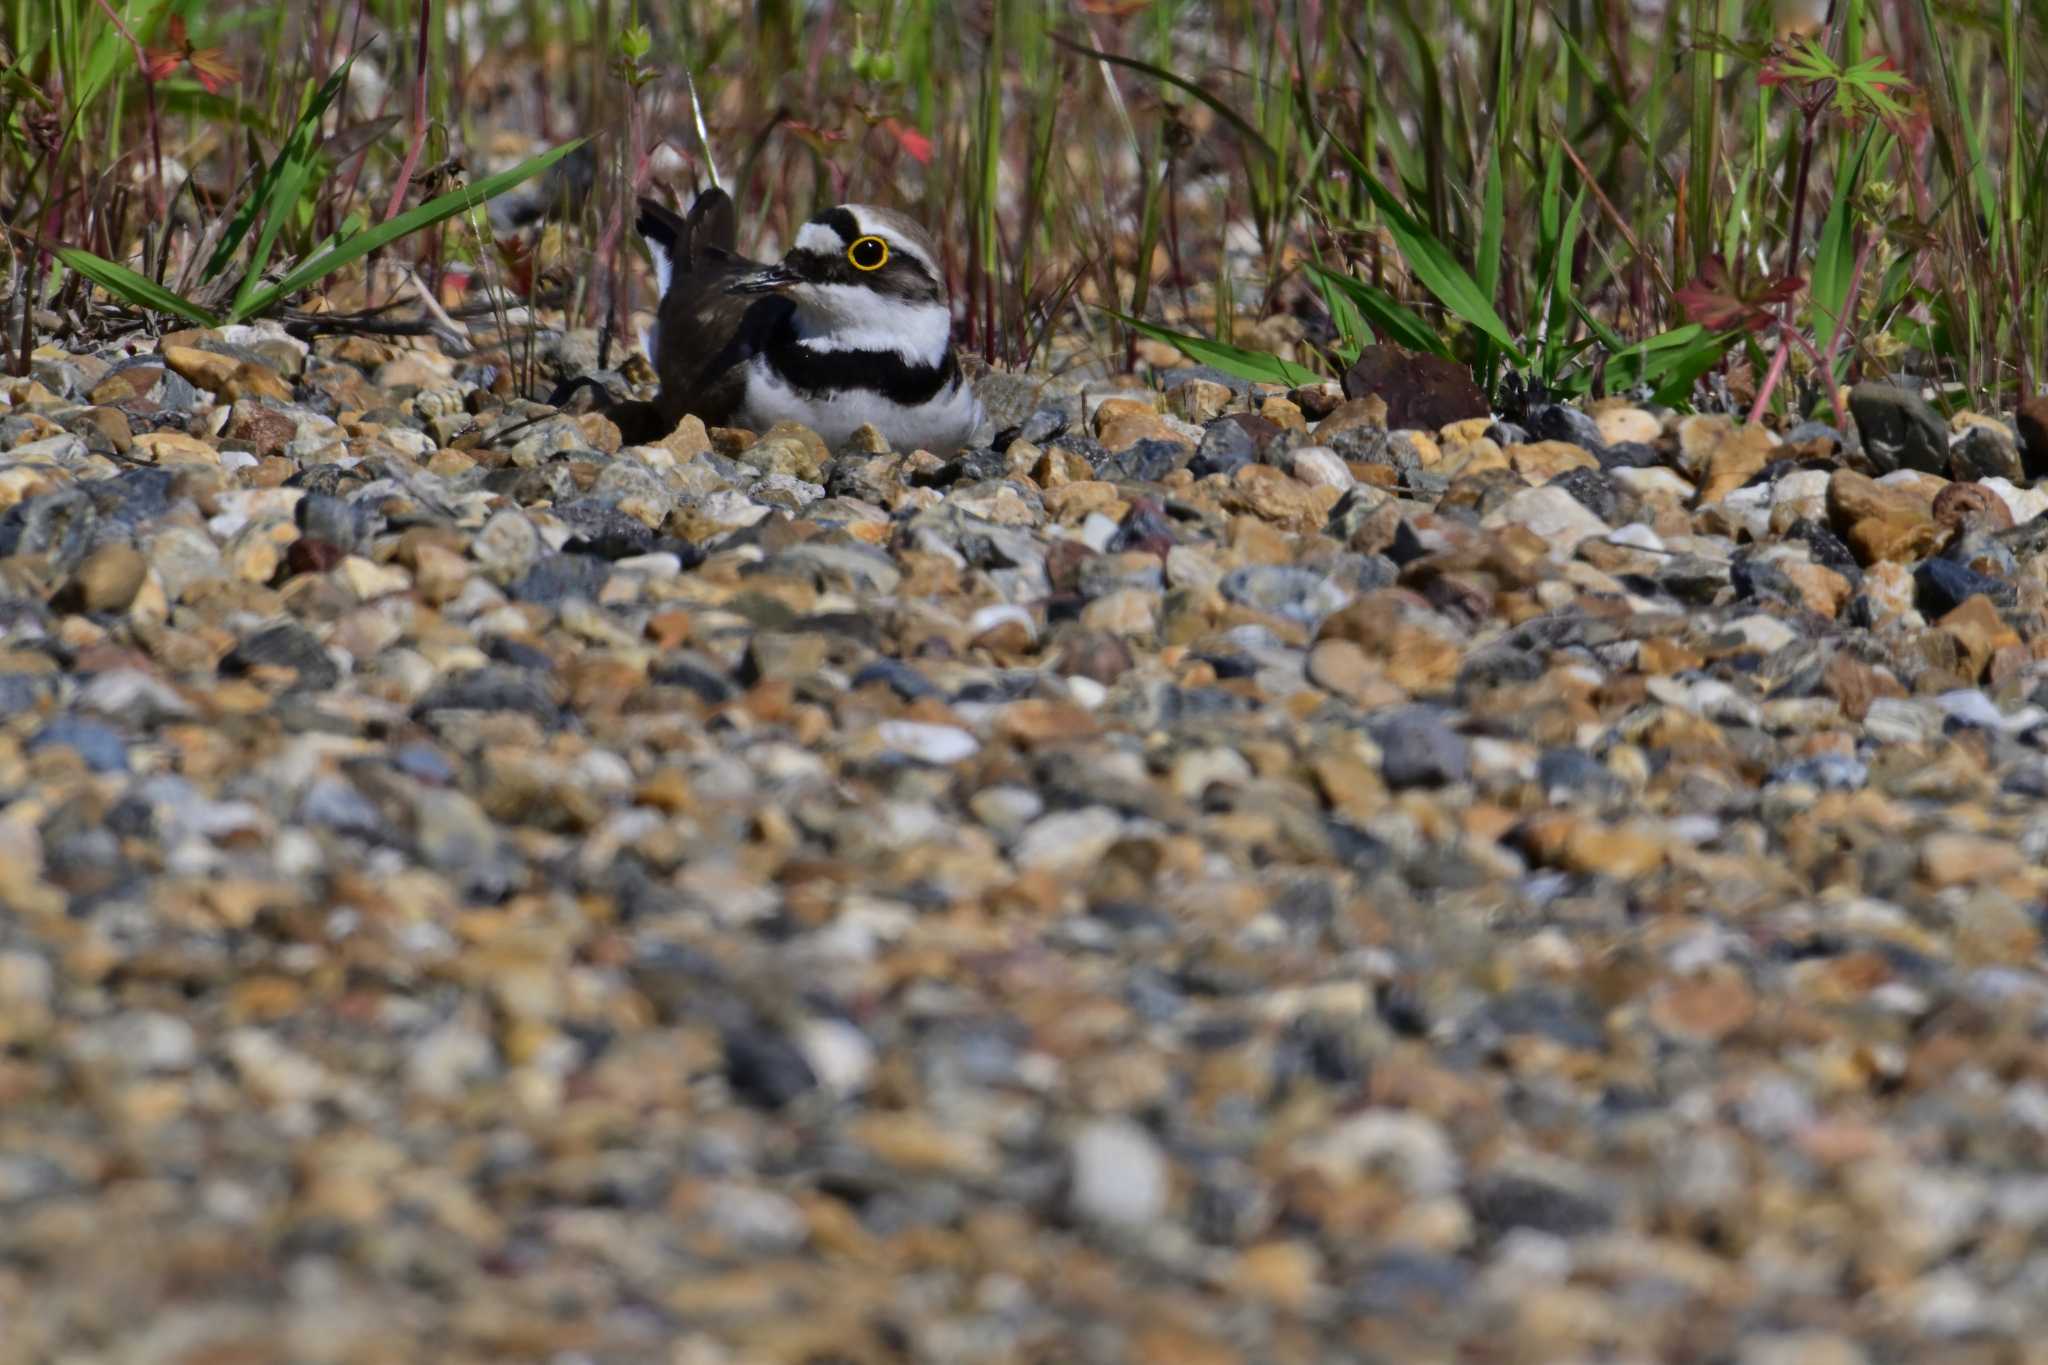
(0, 0), (2042, 421)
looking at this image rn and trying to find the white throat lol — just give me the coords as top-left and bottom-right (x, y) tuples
(791, 284), (952, 365)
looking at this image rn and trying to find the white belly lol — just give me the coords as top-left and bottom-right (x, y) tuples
(738, 359), (984, 455)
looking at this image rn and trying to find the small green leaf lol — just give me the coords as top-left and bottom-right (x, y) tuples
(1098, 308), (1322, 387)
(54, 248), (219, 327)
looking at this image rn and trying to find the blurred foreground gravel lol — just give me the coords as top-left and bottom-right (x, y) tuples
(4, 325), (2048, 1363)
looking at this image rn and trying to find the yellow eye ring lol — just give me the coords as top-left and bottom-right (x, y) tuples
(847, 235), (890, 271)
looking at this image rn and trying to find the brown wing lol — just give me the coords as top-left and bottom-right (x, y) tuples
(637, 189), (771, 430)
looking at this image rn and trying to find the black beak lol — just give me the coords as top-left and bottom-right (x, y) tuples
(727, 264), (799, 295)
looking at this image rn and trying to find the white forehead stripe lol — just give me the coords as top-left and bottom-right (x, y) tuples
(795, 222), (846, 256)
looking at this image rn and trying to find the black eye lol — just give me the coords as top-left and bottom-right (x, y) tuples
(847, 235), (889, 271)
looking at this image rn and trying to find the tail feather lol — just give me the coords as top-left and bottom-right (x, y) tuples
(636, 187), (739, 303)
(636, 197), (690, 301)
(685, 187), (736, 257)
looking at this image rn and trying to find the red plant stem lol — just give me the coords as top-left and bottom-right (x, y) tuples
(1745, 335), (1794, 428)
(383, 0), (435, 224)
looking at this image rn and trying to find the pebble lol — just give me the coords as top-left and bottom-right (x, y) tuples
(1068, 1119), (1171, 1229)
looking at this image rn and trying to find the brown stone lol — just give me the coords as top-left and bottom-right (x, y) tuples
(132, 430), (222, 467)
(1826, 469), (1939, 564)
(1226, 464), (1335, 531)
(1820, 650), (1906, 720)
(1649, 967), (1755, 1043)
(1316, 591), (1461, 693)
(1097, 411), (1189, 453)
(1937, 594), (2020, 678)
(1697, 424), (1779, 503)
(61, 543), (147, 613)
(1507, 441), (1598, 481)
(1931, 480), (2014, 534)
(1777, 559), (1853, 618)
(1339, 344), (1488, 434)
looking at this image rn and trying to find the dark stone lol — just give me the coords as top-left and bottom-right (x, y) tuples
(1950, 424), (2023, 484)
(648, 653), (734, 704)
(1475, 988), (1604, 1050)
(1470, 1172), (1614, 1239)
(1547, 467), (1626, 524)
(1105, 497), (1176, 556)
(1367, 706), (1470, 788)
(991, 404), (1070, 452)
(509, 553), (611, 605)
(224, 623), (340, 691)
(1188, 421), (1255, 479)
(287, 538), (347, 576)
(1524, 402), (1605, 452)
(296, 492), (372, 551)
(1783, 519), (1862, 584)
(297, 776), (389, 838)
(914, 448), (1008, 488)
(1597, 440), (1662, 470)
(0, 488), (98, 568)
(1916, 556), (2015, 615)
(1537, 748), (1614, 798)
(850, 658), (939, 700)
(556, 500), (664, 560)
(0, 672), (55, 717)
(390, 743), (457, 786)
(1781, 420), (1847, 452)
(1341, 344), (1489, 434)
(414, 666), (562, 721)
(1849, 382), (1948, 475)
(2018, 396), (2048, 481)
(27, 716), (129, 772)
(723, 1029), (817, 1109)
(484, 636), (556, 672)
(93, 467), (181, 528)
(1346, 1251), (1473, 1319)
(1099, 437), (1188, 483)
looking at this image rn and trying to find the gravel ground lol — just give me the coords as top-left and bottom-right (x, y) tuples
(4, 324), (2048, 1364)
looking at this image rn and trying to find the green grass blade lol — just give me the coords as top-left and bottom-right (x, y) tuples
(207, 59), (353, 285)
(1302, 262), (1448, 358)
(226, 63), (354, 313)
(1810, 129), (1873, 362)
(1348, 160), (1525, 362)
(1541, 188), (1586, 383)
(54, 247), (220, 327)
(234, 137), (588, 323)
(1099, 308), (1322, 387)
